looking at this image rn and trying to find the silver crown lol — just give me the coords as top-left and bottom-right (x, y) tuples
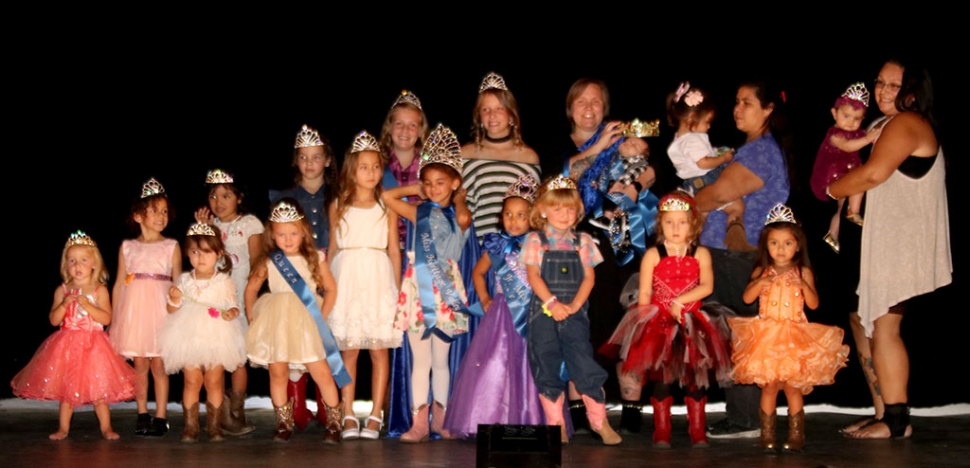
(351, 130), (381, 153)
(842, 82), (870, 108)
(187, 222), (217, 237)
(205, 168), (234, 184)
(419, 123), (463, 175)
(659, 193), (692, 212)
(765, 203), (796, 225)
(294, 124), (325, 148)
(391, 89), (423, 110)
(503, 173), (539, 202)
(66, 230), (97, 248)
(546, 175), (577, 191)
(141, 177), (165, 198)
(479, 72), (508, 92)
(269, 201), (305, 223)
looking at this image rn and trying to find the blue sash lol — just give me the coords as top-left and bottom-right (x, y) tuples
(485, 232), (531, 338)
(603, 188), (660, 265)
(414, 203), (483, 342)
(567, 124), (624, 215)
(270, 250), (351, 388)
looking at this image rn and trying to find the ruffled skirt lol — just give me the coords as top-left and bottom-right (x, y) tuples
(246, 292), (327, 370)
(158, 300), (247, 374)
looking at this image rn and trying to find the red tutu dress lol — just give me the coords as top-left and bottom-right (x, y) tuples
(11, 285), (136, 407)
(729, 267), (849, 394)
(601, 245), (731, 389)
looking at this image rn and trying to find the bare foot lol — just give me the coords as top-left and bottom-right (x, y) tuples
(102, 430), (120, 440)
(49, 430), (69, 441)
(840, 415), (875, 433)
(847, 421), (913, 439)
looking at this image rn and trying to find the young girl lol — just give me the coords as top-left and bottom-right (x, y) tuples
(600, 191), (731, 447)
(194, 168), (261, 435)
(809, 83), (878, 253)
(157, 223), (247, 443)
(245, 199), (348, 443)
(730, 204), (849, 452)
(269, 124), (337, 429)
(443, 174), (545, 438)
(327, 131), (403, 440)
(666, 82), (734, 195)
(11, 232), (135, 440)
(110, 178), (182, 436)
(523, 175), (621, 446)
(379, 90), (429, 254)
(382, 123), (475, 443)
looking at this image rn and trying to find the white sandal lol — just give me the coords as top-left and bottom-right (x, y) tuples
(359, 415), (383, 440)
(341, 415), (360, 440)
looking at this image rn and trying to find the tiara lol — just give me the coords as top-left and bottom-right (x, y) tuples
(294, 124), (325, 149)
(141, 177), (165, 198)
(620, 118), (660, 138)
(842, 82), (870, 107)
(545, 175), (577, 191)
(479, 72), (508, 92)
(351, 130), (381, 153)
(66, 230), (96, 248)
(187, 222), (217, 237)
(765, 203), (796, 225)
(503, 173), (539, 202)
(205, 168), (234, 184)
(269, 201), (304, 223)
(419, 123), (463, 175)
(659, 193), (693, 212)
(392, 89), (423, 110)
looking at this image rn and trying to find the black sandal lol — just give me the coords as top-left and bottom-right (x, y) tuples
(883, 404), (911, 438)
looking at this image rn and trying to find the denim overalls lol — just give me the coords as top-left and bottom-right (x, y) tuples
(527, 230), (608, 402)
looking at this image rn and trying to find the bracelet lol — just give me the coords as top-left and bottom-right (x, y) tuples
(543, 296), (558, 308)
(671, 299), (685, 309)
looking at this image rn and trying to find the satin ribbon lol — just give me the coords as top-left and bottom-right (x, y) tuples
(414, 203), (483, 342)
(568, 124), (624, 215)
(270, 250), (351, 388)
(485, 232), (531, 338)
(603, 188), (660, 265)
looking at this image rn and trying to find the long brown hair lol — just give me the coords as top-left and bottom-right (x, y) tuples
(335, 149), (387, 238)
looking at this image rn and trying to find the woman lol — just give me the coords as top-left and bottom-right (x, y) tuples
(693, 80), (791, 439)
(462, 72), (541, 239)
(830, 59), (951, 439)
(557, 78), (659, 432)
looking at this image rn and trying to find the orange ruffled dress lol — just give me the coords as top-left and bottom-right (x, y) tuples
(729, 267), (849, 394)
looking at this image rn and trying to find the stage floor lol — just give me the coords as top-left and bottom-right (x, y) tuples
(2, 402), (968, 468)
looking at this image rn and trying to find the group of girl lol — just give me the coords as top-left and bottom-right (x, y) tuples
(12, 74), (865, 454)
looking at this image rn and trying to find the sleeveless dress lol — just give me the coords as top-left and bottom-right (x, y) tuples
(328, 203), (401, 349)
(809, 127), (866, 201)
(110, 238), (177, 357)
(729, 267), (849, 394)
(11, 286), (136, 407)
(443, 233), (543, 438)
(246, 256), (327, 370)
(601, 245), (731, 390)
(157, 272), (247, 374)
(213, 214), (263, 326)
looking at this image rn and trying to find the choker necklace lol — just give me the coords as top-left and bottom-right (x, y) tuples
(484, 132), (513, 144)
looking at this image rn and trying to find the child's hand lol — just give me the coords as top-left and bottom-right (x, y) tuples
(169, 286), (183, 303)
(669, 301), (684, 324)
(222, 307), (240, 322)
(550, 302), (572, 322)
(62, 290), (80, 308)
(865, 126), (882, 143)
(453, 187), (467, 204)
(722, 150), (735, 163)
(480, 297), (492, 312)
(194, 207), (214, 224)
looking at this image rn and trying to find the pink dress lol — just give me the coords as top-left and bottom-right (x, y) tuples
(11, 285), (136, 407)
(809, 127), (866, 201)
(110, 238), (177, 357)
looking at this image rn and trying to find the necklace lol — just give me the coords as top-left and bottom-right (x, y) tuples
(483, 132), (513, 144)
(664, 241), (689, 258)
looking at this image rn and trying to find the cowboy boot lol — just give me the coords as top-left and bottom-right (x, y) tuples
(783, 409), (805, 452)
(206, 401), (225, 442)
(221, 392), (256, 436)
(569, 399), (590, 434)
(651, 396), (672, 448)
(686, 396), (709, 447)
(760, 409), (777, 452)
(273, 398), (295, 442)
(399, 404), (430, 443)
(539, 394), (568, 444)
(181, 402), (200, 443)
(431, 401), (454, 439)
(619, 401), (643, 434)
(322, 401), (342, 444)
(582, 394), (622, 446)
(287, 374), (312, 430)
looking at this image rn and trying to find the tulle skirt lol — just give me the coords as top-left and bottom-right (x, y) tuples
(443, 295), (543, 438)
(110, 278), (171, 357)
(158, 300), (247, 374)
(600, 304), (732, 390)
(11, 329), (136, 407)
(246, 292), (327, 370)
(729, 316), (849, 394)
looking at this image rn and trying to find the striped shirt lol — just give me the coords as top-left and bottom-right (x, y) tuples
(462, 159), (541, 239)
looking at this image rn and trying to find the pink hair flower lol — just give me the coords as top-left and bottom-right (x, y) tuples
(208, 307), (220, 318)
(684, 90), (704, 107)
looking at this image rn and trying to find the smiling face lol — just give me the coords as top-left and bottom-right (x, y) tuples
(421, 166), (460, 206)
(208, 184), (241, 221)
(478, 92), (511, 139)
(501, 197), (531, 236)
(65, 246), (96, 284)
(766, 226), (799, 268)
(354, 151), (383, 191)
(272, 221), (305, 255)
(135, 198), (170, 235)
(296, 146), (328, 181)
(570, 84), (606, 132)
(734, 86), (773, 139)
(831, 104), (866, 132)
(391, 107), (422, 153)
(874, 62), (904, 117)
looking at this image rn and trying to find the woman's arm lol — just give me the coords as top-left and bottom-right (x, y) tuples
(693, 162), (764, 213)
(567, 121), (624, 177)
(829, 113), (935, 198)
(472, 252), (492, 311)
